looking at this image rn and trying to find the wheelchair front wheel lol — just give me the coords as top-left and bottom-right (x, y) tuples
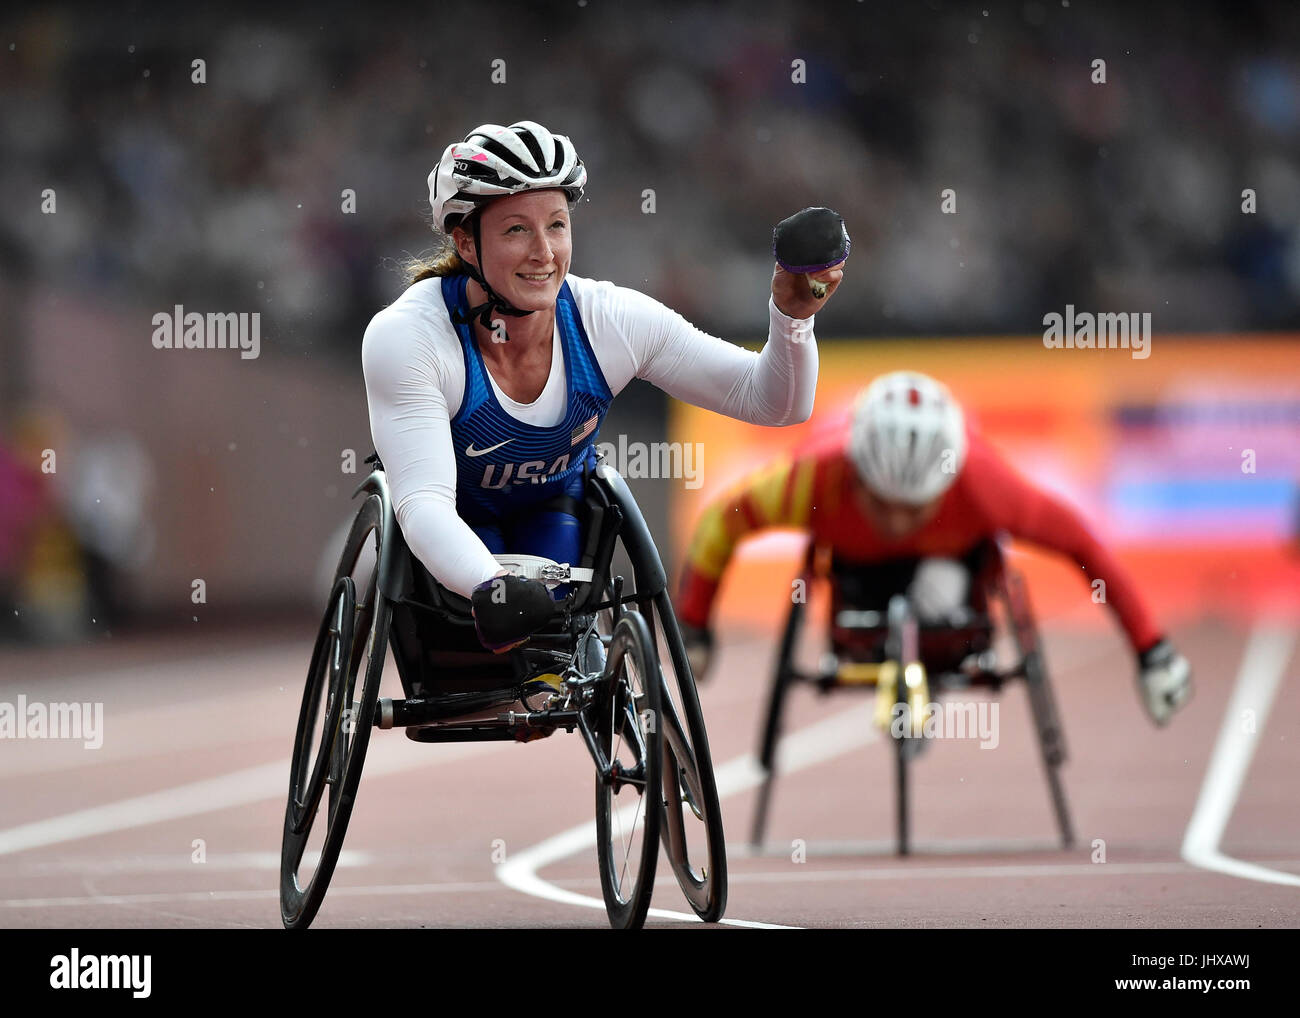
(594, 611), (663, 930)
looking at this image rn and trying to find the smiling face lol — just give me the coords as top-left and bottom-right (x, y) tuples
(453, 189), (572, 312)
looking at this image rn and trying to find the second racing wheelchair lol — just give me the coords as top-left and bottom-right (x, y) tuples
(750, 538), (1075, 856)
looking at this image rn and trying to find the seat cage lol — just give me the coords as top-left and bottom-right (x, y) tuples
(354, 452), (668, 701)
(815, 537), (1008, 687)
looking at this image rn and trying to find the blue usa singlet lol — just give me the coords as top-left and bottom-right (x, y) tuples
(443, 274), (612, 564)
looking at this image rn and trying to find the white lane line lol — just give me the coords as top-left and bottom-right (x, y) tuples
(491, 627), (1170, 926)
(496, 704), (881, 928)
(0, 737), (504, 857)
(0, 849), (373, 876)
(12, 857), (1300, 910)
(0, 881), (505, 909)
(1181, 622), (1298, 887)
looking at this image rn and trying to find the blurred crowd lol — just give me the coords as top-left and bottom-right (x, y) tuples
(2, 0), (1298, 352)
(2, 1), (1299, 643)
(0, 411), (154, 643)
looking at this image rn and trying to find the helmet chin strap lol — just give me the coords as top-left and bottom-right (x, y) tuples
(452, 213), (535, 341)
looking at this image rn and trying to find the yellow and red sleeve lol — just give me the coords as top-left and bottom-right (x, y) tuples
(675, 453), (819, 629)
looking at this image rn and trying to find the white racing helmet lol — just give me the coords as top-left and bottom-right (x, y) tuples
(848, 371), (967, 505)
(428, 120), (587, 233)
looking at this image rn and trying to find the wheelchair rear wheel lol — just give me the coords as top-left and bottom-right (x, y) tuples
(280, 492), (391, 929)
(646, 593), (728, 922)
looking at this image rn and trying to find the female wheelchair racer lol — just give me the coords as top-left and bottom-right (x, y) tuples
(361, 120), (845, 655)
(282, 121), (848, 930)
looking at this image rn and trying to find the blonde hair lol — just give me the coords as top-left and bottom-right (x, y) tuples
(404, 230), (465, 285)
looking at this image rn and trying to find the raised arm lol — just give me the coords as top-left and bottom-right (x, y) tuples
(360, 312), (502, 599)
(584, 281), (822, 427)
(973, 441), (1163, 654)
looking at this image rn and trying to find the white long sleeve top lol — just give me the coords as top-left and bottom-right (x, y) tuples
(361, 273), (818, 597)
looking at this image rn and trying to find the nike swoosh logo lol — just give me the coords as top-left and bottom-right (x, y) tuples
(465, 439), (515, 457)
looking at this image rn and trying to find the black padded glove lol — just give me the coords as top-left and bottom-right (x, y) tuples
(471, 574), (556, 653)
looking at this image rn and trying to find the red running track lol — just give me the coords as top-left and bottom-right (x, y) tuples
(0, 614), (1295, 929)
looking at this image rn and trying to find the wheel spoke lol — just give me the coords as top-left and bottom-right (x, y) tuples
(595, 613), (663, 920)
(617, 787), (646, 897)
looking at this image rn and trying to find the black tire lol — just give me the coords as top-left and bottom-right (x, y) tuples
(284, 576), (354, 842)
(885, 596), (921, 856)
(280, 492), (391, 930)
(751, 594), (805, 848)
(894, 719), (910, 856)
(1001, 569), (1075, 849)
(645, 592), (728, 922)
(1023, 647), (1075, 848)
(594, 611), (663, 930)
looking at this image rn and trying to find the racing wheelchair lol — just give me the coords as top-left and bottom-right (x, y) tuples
(280, 452), (727, 930)
(750, 539), (1074, 856)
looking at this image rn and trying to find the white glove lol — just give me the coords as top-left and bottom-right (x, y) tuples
(906, 558), (970, 623)
(1137, 639), (1193, 726)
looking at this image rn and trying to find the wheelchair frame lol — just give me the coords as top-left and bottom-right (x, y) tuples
(279, 453), (728, 929)
(750, 540), (1075, 855)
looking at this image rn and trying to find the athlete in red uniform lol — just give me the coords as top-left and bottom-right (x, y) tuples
(676, 371), (1193, 726)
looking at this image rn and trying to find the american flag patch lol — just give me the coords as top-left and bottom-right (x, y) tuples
(570, 414), (598, 446)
